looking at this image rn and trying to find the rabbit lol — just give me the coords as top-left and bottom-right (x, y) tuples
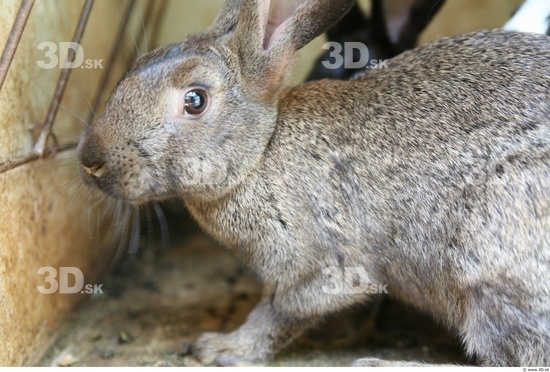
(307, 0), (447, 81)
(77, 0), (550, 366)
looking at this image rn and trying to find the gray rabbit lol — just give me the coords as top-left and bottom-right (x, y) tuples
(77, 0), (550, 366)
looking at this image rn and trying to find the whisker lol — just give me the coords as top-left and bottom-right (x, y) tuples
(55, 179), (91, 232)
(116, 3), (141, 58)
(128, 204), (141, 255)
(94, 203), (102, 254)
(87, 195), (94, 238)
(87, 191), (107, 211)
(102, 199), (123, 256)
(113, 200), (123, 227)
(138, 0), (148, 54)
(153, 202), (170, 252)
(57, 103), (90, 129)
(103, 197), (118, 223)
(109, 201), (130, 270)
(95, 196), (117, 252)
(82, 95), (97, 122)
(51, 173), (80, 207)
(145, 203), (154, 253)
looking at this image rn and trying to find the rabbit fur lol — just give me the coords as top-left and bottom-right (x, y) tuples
(77, 0), (550, 366)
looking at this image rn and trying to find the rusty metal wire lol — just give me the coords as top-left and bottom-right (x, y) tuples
(34, 0), (95, 156)
(0, 0), (35, 91)
(141, 0), (169, 58)
(87, 0), (137, 124)
(0, 0), (94, 175)
(87, 0), (167, 124)
(0, 142), (77, 174)
(0, 0), (161, 175)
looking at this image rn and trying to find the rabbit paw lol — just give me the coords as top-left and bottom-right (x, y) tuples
(352, 358), (391, 367)
(193, 332), (268, 366)
(352, 358), (429, 367)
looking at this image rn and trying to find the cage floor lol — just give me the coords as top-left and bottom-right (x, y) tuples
(39, 233), (469, 367)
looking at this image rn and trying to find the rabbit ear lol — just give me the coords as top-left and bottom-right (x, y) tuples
(207, 1), (243, 37)
(242, 0), (356, 52)
(211, 0), (353, 51)
(225, 0), (355, 99)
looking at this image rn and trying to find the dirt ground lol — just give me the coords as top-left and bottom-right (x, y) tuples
(39, 213), (471, 367)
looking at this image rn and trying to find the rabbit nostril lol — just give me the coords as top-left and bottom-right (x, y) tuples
(82, 162), (106, 178)
(78, 133), (108, 179)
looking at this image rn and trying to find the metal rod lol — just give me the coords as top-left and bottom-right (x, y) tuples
(87, 0), (137, 124)
(147, 0), (169, 53)
(134, 0), (156, 55)
(0, 0), (36, 91)
(0, 0), (170, 175)
(34, 0), (94, 156)
(122, 0), (167, 76)
(0, 143), (78, 175)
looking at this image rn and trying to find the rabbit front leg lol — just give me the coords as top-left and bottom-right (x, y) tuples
(192, 297), (315, 366)
(352, 358), (462, 367)
(193, 271), (368, 366)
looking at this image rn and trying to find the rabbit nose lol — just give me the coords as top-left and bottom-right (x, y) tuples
(78, 137), (107, 179)
(81, 162), (106, 178)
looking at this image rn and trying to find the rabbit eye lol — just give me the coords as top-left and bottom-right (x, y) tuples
(184, 89), (209, 115)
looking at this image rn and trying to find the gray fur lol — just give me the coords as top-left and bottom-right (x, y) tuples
(77, 0), (550, 366)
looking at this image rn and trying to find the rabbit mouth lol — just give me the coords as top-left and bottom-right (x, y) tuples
(78, 160), (172, 205)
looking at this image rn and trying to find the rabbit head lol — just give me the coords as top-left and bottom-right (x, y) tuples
(77, 0), (355, 203)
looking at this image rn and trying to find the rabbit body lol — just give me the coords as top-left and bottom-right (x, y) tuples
(78, 0), (550, 366)
(187, 30), (550, 366)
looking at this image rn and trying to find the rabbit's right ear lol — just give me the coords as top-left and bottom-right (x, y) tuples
(214, 0), (356, 100)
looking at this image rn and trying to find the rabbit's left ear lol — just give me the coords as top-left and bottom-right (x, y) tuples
(257, 0), (356, 52)
(230, 0), (355, 99)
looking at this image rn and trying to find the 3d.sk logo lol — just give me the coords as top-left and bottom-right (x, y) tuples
(36, 267), (103, 295)
(321, 42), (389, 70)
(37, 42), (104, 69)
(322, 266), (389, 295)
